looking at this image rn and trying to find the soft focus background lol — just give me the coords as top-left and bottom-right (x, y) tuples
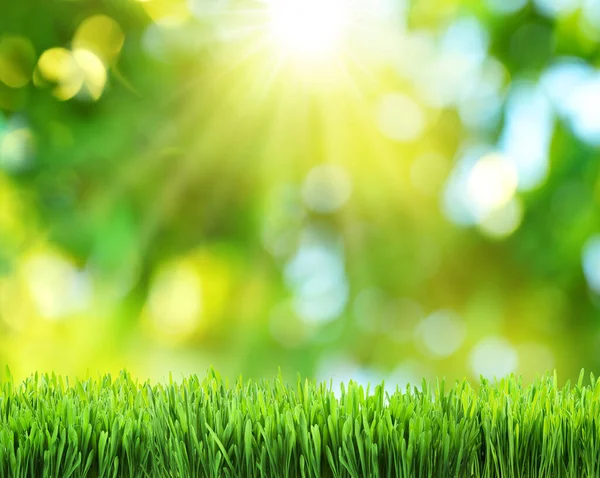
(1, 0), (600, 387)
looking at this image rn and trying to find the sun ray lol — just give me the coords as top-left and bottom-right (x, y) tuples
(91, 0), (417, 268)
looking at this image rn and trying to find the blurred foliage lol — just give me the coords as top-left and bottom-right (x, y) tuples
(0, 0), (600, 384)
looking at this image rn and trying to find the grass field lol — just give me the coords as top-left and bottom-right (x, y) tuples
(1, 368), (599, 477)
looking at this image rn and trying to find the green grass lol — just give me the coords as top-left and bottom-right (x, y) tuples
(1, 368), (600, 477)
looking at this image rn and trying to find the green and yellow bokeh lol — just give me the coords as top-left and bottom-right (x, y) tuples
(1, 0), (600, 385)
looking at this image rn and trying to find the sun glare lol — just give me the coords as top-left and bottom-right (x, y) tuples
(267, 0), (346, 62)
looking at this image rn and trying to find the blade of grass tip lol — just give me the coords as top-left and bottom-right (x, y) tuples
(111, 456), (119, 478)
(300, 454), (306, 478)
(593, 379), (600, 402)
(82, 450), (95, 477)
(62, 449), (82, 478)
(3, 366), (12, 387)
(206, 424), (234, 472)
(577, 369), (585, 389)
(54, 427), (67, 478)
(325, 445), (339, 478)
(98, 430), (108, 478)
(311, 424), (322, 476)
(354, 418), (367, 477)
(244, 419), (253, 474)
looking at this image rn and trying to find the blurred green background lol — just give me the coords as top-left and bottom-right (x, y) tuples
(1, 0), (600, 387)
